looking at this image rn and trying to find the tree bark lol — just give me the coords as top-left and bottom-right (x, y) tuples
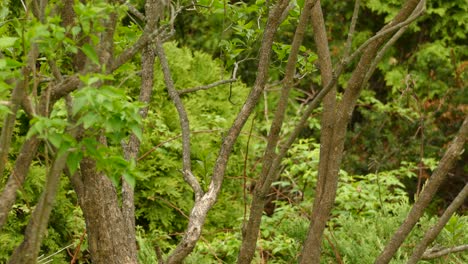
(121, 0), (159, 259)
(76, 157), (137, 264)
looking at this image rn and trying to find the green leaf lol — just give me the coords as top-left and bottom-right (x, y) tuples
(0, 37), (18, 49)
(122, 171), (136, 189)
(81, 43), (100, 66)
(48, 132), (63, 148)
(67, 151), (83, 175)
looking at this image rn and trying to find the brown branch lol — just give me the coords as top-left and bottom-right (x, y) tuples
(112, 29), (163, 71)
(421, 245), (468, 260)
(238, 0), (314, 262)
(375, 114), (468, 264)
(70, 229), (87, 264)
(126, 2), (145, 21)
(345, 0), (425, 66)
(343, 0), (360, 59)
(407, 183), (468, 264)
(364, 0), (426, 84)
(178, 79), (237, 95)
(165, 1), (290, 263)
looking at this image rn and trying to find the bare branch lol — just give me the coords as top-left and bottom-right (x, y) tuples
(121, 0), (160, 260)
(154, 39), (203, 200)
(364, 0), (426, 84)
(0, 137), (40, 231)
(165, 1), (291, 262)
(421, 245), (468, 260)
(126, 2), (145, 21)
(178, 79), (237, 95)
(345, 0), (425, 65)
(375, 114), (468, 264)
(343, 0), (360, 59)
(301, 1), (426, 263)
(112, 28), (163, 71)
(407, 183), (468, 264)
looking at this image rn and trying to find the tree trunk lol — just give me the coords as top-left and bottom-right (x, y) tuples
(300, 0), (423, 262)
(74, 157), (138, 264)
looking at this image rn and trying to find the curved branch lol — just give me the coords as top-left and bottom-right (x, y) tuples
(154, 39), (203, 200)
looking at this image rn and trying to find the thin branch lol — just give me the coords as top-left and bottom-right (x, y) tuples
(178, 79), (237, 95)
(343, 0), (360, 59)
(421, 245), (468, 260)
(8, 147), (73, 264)
(407, 183), (468, 264)
(154, 39), (203, 200)
(0, 137), (40, 230)
(375, 114), (468, 264)
(364, 0), (426, 84)
(126, 2), (145, 21)
(344, 0), (425, 65)
(112, 28), (163, 71)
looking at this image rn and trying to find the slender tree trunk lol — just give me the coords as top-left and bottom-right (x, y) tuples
(165, 1), (291, 262)
(121, 0), (159, 259)
(297, 2), (335, 262)
(237, 1), (313, 262)
(300, 1), (423, 262)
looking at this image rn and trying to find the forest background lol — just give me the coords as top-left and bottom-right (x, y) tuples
(0, 0), (467, 263)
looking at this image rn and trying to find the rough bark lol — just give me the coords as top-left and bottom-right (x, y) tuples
(300, 1), (424, 263)
(68, 4), (139, 263)
(166, 0), (290, 262)
(76, 158), (137, 264)
(237, 1), (314, 263)
(375, 114), (468, 264)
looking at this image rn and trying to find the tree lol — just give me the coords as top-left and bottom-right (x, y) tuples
(0, 0), (466, 263)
